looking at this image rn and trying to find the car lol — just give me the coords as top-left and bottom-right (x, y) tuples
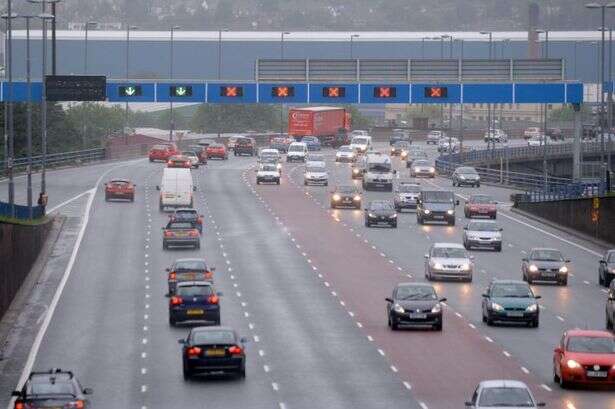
(393, 182), (421, 211)
(599, 249), (615, 287)
(187, 145), (208, 164)
(234, 137), (256, 156)
(484, 128), (508, 143)
(11, 369), (93, 409)
(389, 129), (411, 145)
(179, 326), (247, 379)
(452, 167), (481, 187)
(524, 127), (541, 140)
(424, 243), (473, 282)
(169, 281), (221, 326)
(270, 136), (292, 153)
(391, 141), (411, 156)
(482, 280), (540, 327)
(349, 135), (371, 154)
(605, 279), (615, 329)
(335, 145), (356, 163)
(330, 185), (362, 209)
(386, 283), (446, 331)
(553, 329), (615, 388)
(167, 258), (215, 295)
(304, 163), (329, 186)
(417, 190), (459, 226)
(364, 200), (397, 228)
(464, 194), (497, 218)
(522, 248), (570, 285)
(167, 155), (193, 168)
(256, 163), (281, 185)
(410, 159), (436, 178)
(162, 220), (201, 250)
(465, 380), (545, 408)
(361, 153), (395, 191)
(463, 220), (503, 251)
(405, 150), (428, 168)
(259, 148), (281, 163)
(437, 137), (460, 153)
(170, 208), (204, 233)
(426, 130), (445, 145)
(104, 179), (135, 201)
(527, 135), (546, 147)
(180, 151), (201, 168)
(206, 143), (228, 160)
(286, 142), (308, 162)
(546, 127), (564, 141)
(301, 136), (322, 151)
(149, 143), (178, 162)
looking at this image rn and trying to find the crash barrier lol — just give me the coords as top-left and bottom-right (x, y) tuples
(0, 148), (106, 175)
(0, 201), (44, 219)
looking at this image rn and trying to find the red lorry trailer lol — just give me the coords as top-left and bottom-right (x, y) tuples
(288, 107), (351, 147)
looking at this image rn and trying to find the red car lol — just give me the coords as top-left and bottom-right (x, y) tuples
(553, 329), (615, 388)
(464, 194), (497, 219)
(104, 179), (136, 201)
(149, 144), (178, 162)
(167, 155), (192, 168)
(206, 143), (228, 160)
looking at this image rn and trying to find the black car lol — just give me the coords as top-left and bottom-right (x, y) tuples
(482, 280), (541, 327)
(599, 249), (615, 287)
(179, 326), (247, 379)
(416, 190), (459, 226)
(169, 281), (221, 326)
(12, 369), (93, 409)
(386, 283), (446, 331)
(330, 185), (362, 209)
(365, 200), (397, 228)
(234, 137), (256, 156)
(170, 208), (204, 233)
(167, 258), (215, 295)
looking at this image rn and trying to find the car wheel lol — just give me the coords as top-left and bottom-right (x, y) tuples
(417, 216), (424, 225)
(559, 277), (568, 286)
(495, 244), (502, 252)
(239, 367), (246, 378)
(531, 318), (539, 328)
(256, 180), (260, 185)
(276, 180), (280, 185)
(195, 242), (201, 250)
(482, 311), (487, 323)
(607, 312), (613, 330)
(486, 315), (494, 326)
(163, 242), (168, 250)
(434, 321), (442, 331)
(452, 181), (456, 187)
(449, 219), (455, 226)
(304, 181), (308, 186)
(390, 317), (399, 331)
(600, 271), (605, 286)
(105, 195), (109, 202)
(391, 222), (397, 228)
(365, 221), (371, 227)
(477, 183), (481, 187)
(463, 240), (469, 250)
(169, 315), (176, 326)
(559, 371), (569, 389)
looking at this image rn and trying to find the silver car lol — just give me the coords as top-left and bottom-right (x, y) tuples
(463, 220), (503, 252)
(465, 380), (545, 409)
(304, 164), (329, 186)
(425, 243), (474, 282)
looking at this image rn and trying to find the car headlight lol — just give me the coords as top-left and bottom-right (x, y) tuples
(390, 214), (397, 218)
(431, 303), (442, 313)
(459, 175), (466, 179)
(460, 263), (471, 271)
(393, 304), (405, 314)
(446, 209), (455, 215)
(429, 167), (435, 173)
(401, 152), (407, 158)
(414, 167), (420, 172)
(277, 163), (282, 169)
(368, 213), (376, 218)
(559, 266), (568, 274)
(432, 262), (443, 270)
(349, 153), (354, 157)
(526, 304), (538, 312)
(610, 268), (615, 274)
(353, 168), (359, 174)
(424, 209), (431, 214)
(491, 302), (504, 312)
(528, 264), (538, 273)
(353, 195), (361, 201)
(332, 194), (341, 201)
(567, 359), (581, 369)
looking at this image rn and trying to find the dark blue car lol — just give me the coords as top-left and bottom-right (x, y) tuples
(169, 281), (221, 326)
(301, 136), (322, 151)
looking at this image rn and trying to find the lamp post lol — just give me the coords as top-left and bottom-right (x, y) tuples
(217, 28), (228, 80)
(82, 20), (97, 149)
(350, 34), (360, 59)
(124, 25), (138, 143)
(169, 25), (181, 142)
(480, 31), (494, 152)
(609, 28), (613, 172)
(536, 29), (550, 183)
(441, 34), (453, 145)
(2, 7), (15, 217)
(28, 0), (61, 74)
(535, 29), (550, 58)
(280, 31), (290, 136)
(421, 37), (430, 58)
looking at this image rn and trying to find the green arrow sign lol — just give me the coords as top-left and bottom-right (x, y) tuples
(170, 85), (193, 97)
(119, 85), (142, 97)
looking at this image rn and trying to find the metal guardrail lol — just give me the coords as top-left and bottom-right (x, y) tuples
(256, 58), (565, 82)
(0, 148), (105, 173)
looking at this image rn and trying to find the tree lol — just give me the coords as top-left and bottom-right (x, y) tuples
(345, 106), (372, 130)
(189, 104), (281, 133)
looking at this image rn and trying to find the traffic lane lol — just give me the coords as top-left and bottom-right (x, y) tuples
(204, 166), (417, 409)
(253, 167), (552, 409)
(31, 161), (153, 408)
(142, 163), (280, 409)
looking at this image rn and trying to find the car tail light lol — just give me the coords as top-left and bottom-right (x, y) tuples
(164, 231), (174, 237)
(167, 160), (173, 165)
(205, 271), (213, 279)
(14, 403), (24, 409)
(189, 230), (199, 237)
(228, 345), (243, 355)
(187, 346), (202, 358)
(171, 296), (183, 305)
(69, 401), (85, 409)
(208, 295), (219, 304)
(168, 272), (177, 280)
(197, 216), (203, 224)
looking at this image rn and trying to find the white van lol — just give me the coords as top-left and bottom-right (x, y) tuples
(361, 152), (395, 191)
(350, 135), (372, 154)
(157, 168), (195, 211)
(286, 142), (308, 162)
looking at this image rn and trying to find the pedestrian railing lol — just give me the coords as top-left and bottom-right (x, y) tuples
(0, 148), (106, 174)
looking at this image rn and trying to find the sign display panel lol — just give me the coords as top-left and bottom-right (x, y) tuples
(119, 85), (142, 97)
(220, 86), (243, 97)
(45, 75), (106, 101)
(271, 86), (295, 98)
(424, 86), (448, 98)
(373, 86), (397, 98)
(322, 86), (346, 98)
(170, 85), (193, 97)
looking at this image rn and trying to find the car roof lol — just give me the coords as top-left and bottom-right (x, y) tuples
(566, 329), (615, 337)
(479, 380), (529, 389)
(174, 258), (206, 263)
(396, 282), (434, 288)
(176, 281), (213, 287)
(109, 179), (130, 183)
(490, 279), (527, 285)
(529, 247), (559, 252)
(433, 242), (464, 249)
(192, 325), (236, 334)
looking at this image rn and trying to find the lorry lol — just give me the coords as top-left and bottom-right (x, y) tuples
(288, 107), (351, 147)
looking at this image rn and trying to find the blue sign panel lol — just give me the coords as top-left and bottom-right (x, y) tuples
(309, 84), (359, 104)
(566, 83), (583, 104)
(258, 83), (308, 103)
(462, 84), (513, 103)
(360, 84), (410, 104)
(107, 83), (155, 102)
(2, 82), (43, 102)
(515, 83), (565, 103)
(411, 84), (461, 104)
(156, 83), (206, 102)
(207, 83), (257, 103)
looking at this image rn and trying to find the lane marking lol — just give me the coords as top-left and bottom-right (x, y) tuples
(485, 336), (494, 343)
(378, 348), (385, 356)
(390, 365), (398, 373)
(419, 402), (429, 409)
(403, 381), (412, 390)
(541, 384), (552, 392)
(521, 366), (530, 374)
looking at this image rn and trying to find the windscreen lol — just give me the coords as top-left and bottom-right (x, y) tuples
(182, 151), (197, 156)
(530, 249), (563, 261)
(369, 201), (393, 210)
(28, 377), (76, 396)
(175, 260), (207, 271)
(491, 284), (532, 298)
(470, 195), (492, 204)
(168, 222), (194, 229)
(478, 387), (534, 407)
(339, 146), (352, 152)
(368, 162), (391, 173)
(396, 286), (436, 300)
(413, 160), (431, 167)
(567, 336), (615, 353)
(289, 145), (304, 152)
(352, 137), (369, 145)
(337, 186), (358, 194)
(458, 167), (478, 174)
(177, 285), (213, 297)
(432, 247), (467, 258)
(467, 222), (500, 232)
(261, 164), (277, 172)
(307, 166), (326, 173)
(192, 330), (236, 345)
(422, 191), (454, 203)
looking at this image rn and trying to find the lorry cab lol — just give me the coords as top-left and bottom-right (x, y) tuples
(361, 152), (395, 191)
(157, 168), (195, 211)
(416, 190), (459, 226)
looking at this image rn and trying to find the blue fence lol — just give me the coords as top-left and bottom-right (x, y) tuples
(0, 201), (44, 220)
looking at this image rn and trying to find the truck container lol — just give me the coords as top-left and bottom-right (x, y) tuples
(288, 107), (351, 147)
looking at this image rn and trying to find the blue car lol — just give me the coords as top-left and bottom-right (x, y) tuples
(169, 281), (222, 326)
(301, 136), (322, 151)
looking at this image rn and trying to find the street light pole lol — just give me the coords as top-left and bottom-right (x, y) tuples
(217, 28), (228, 80)
(169, 26), (180, 142)
(280, 31), (290, 136)
(350, 34), (359, 59)
(25, 16), (32, 218)
(2, 6), (15, 217)
(124, 25), (138, 144)
(480, 31), (493, 152)
(609, 28), (613, 172)
(82, 21), (97, 149)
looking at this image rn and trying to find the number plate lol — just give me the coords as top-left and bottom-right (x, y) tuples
(187, 309), (204, 315)
(507, 311), (524, 317)
(408, 313), (427, 319)
(433, 215), (444, 219)
(542, 272), (556, 277)
(205, 348), (226, 357)
(587, 370), (608, 378)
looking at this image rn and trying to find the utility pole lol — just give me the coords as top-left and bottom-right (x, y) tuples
(169, 26), (181, 142)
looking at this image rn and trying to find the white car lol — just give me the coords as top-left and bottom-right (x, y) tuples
(181, 151), (200, 168)
(462, 220), (503, 252)
(426, 130), (446, 145)
(424, 242), (473, 282)
(527, 136), (546, 147)
(465, 380), (545, 409)
(286, 142), (308, 162)
(437, 137), (460, 153)
(335, 145), (356, 163)
(256, 163), (281, 185)
(304, 164), (328, 186)
(484, 129), (508, 143)
(350, 136), (372, 154)
(524, 127), (541, 140)
(350, 130), (369, 137)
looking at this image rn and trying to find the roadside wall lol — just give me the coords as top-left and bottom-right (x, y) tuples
(0, 218), (53, 319)
(516, 196), (615, 244)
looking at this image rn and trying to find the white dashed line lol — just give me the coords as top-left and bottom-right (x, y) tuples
(541, 384), (552, 392)
(403, 381), (412, 390)
(503, 351), (511, 357)
(377, 349), (385, 356)
(521, 366), (530, 374)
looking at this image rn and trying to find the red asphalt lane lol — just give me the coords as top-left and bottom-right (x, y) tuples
(244, 166), (554, 409)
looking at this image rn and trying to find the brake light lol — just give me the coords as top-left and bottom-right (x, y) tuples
(14, 403), (24, 409)
(169, 272), (177, 280)
(189, 230), (199, 237)
(164, 231), (174, 237)
(228, 345), (243, 355)
(71, 400), (85, 409)
(167, 160), (173, 165)
(187, 346), (202, 358)
(197, 216), (203, 224)
(205, 271), (213, 279)
(171, 296), (183, 305)
(208, 295), (219, 304)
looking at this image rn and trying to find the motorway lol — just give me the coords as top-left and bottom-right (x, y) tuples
(2, 139), (614, 409)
